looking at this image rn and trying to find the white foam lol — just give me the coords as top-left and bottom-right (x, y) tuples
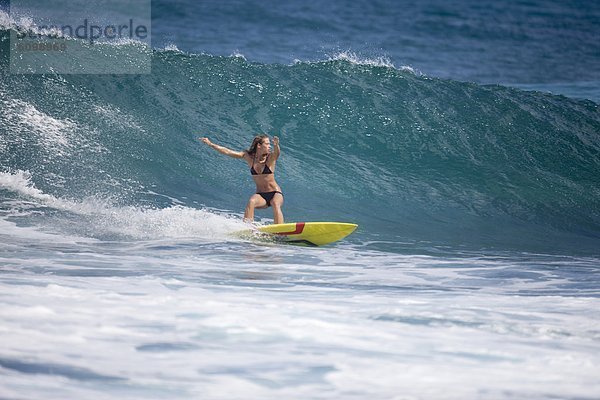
(16, 102), (75, 148)
(0, 10), (11, 28)
(292, 50), (421, 75)
(0, 170), (247, 240)
(0, 218), (94, 244)
(0, 253), (598, 399)
(0, 11), (68, 41)
(0, 170), (55, 202)
(163, 43), (181, 52)
(0, 96), (77, 157)
(328, 50), (396, 68)
(326, 50), (420, 75)
(230, 50), (247, 61)
(94, 204), (247, 240)
(92, 104), (146, 134)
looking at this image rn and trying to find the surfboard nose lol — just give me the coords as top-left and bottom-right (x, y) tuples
(273, 222), (358, 246)
(338, 223), (358, 235)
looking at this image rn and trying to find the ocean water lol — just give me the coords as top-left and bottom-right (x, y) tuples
(1, 1), (600, 399)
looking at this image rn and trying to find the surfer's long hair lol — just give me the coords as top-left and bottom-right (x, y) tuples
(247, 134), (269, 155)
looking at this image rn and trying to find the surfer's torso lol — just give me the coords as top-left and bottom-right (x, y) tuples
(245, 152), (281, 193)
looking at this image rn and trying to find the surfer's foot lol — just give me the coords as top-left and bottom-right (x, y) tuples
(243, 219), (261, 230)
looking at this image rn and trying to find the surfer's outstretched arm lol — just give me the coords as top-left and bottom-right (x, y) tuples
(200, 137), (245, 159)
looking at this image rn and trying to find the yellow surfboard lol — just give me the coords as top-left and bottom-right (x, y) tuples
(237, 222), (358, 246)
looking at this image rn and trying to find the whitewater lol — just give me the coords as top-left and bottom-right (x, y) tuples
(1, 2), (600, 399)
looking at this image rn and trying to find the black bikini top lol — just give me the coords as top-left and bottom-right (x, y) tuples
(250, 155), (273, 175)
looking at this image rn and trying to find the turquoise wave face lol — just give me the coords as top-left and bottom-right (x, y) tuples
(1, 31), (599, 253)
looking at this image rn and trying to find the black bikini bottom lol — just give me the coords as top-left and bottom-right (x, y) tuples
(257, 191), (283, 207)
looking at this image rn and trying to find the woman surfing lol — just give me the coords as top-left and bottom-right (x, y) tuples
(200, 135), (284, 224)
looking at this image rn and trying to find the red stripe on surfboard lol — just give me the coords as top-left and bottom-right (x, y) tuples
(277, 222), (305, 235)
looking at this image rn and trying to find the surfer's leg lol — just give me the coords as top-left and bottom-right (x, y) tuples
(270, 193), (284, 224)
(244, 194), (268, 222)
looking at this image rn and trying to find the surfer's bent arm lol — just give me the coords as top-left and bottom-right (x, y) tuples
(272, 136), (281, 161)
(200, 137), (244, 159)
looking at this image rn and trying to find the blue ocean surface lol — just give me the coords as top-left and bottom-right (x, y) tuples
(1, 0), (599, 399)
(150, 0), (600, 101)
